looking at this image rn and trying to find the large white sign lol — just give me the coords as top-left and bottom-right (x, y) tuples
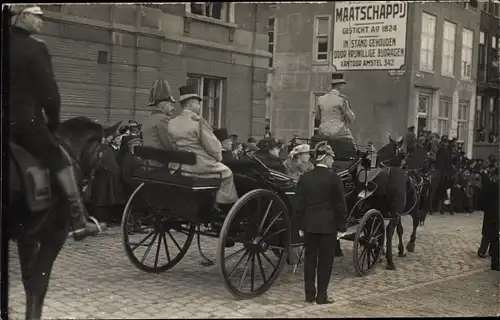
(332, 1), (408, 71)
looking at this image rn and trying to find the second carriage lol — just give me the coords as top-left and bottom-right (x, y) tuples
(121, 143), (386, 299)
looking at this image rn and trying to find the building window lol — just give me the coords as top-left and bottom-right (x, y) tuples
(268, 17), (275, 68)
(187, 2), (235, 23)
(492, 35), (499, 78)
(479, 31), (486, 81)
(420, 13), (436, 71)
(461, 28), (473, 79)
(417, 92), (432, 132)
(489, 97), (498, 136)
(265, 93), (272, 130)
(313, 16), (331, 63)
(438, 98), (452, 137)
(97, 51), (108, 64)
(312, 92), (326, 136)
(457, 101), (469, 146)
(186, 75), (224, 128)
(441, 21), (456, 76)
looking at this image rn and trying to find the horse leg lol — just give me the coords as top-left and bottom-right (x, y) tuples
(396, 217), (406, 257)
(23, 230), (67, 320)
(407, 212), (419, 253)
(385, 218), (397, 270)
(17, 238), (40, 320)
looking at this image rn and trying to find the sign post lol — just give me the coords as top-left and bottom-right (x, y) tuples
(332, 1), (409, 72)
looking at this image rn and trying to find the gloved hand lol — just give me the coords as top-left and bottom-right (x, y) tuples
(298, 229), (304, 237)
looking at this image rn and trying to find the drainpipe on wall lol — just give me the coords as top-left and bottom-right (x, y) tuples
(107, 5), (115, 124)
(249, 3), (258, 137)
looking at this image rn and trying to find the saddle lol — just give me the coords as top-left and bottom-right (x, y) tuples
(9, 142), (53, 212)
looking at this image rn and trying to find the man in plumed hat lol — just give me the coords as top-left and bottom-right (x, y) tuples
(168, 85), (238, 210)
(8, 5), (103, 241)
(294, 144), (347, 304)
(141, 80), (176, 166)
(316, 72), (357, 158)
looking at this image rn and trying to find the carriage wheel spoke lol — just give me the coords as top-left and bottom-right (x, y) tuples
(162, 233), (171, 263)
(165, 230), (182, 251)
(154, 233), (162, 268)
(263, 228), (287, 241)
(258, 200), (274, 232)
(369, 218), (379, 236)
(359, 246), (368, 270)
(225, 247), (246, 262)
(229, 251), (249, 279)
(260, 251), (277, 269)
(238, 253), (254, 290)
(250, 253), (256, 291)
(140, 233), (158, 264)
(262, 211), (283, 236)
(256, 252), (267, 283)
(131, 231), (155, 252)
(370, 248), (378, 262)
(366, 247), (372, 267)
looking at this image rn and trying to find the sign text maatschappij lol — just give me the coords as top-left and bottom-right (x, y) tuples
(332, 2), (408, 71)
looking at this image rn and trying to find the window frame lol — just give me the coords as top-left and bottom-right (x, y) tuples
(457, 100), (469, 146)
(186, 74), (225, 128)
(441, 20), (456, 77)
(310, 91), (327, 137)
(437, 97), (452, 137)
(417, 91), (433, 132)
(185, 2), (235, 23)
(461, 28), (474, 79)
(268, 16), (276, 68)
(312, 15), (332, 64)
(420, 12), (436, 72)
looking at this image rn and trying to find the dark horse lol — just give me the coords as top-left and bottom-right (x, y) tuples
(310, 137), (426, 270)
(5, 117), (106, 320)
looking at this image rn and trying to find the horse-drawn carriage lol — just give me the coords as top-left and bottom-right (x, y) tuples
(120, 139), (400, 299)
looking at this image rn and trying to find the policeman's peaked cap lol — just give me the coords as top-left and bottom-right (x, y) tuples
(148, 80), (175, 106)
(330, 72), (346, 85)
(9, 5), (44, 16)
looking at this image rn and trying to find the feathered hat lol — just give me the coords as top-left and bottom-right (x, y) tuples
(9, 5), (44, 16)
(148, 80), (175, 106)
(315, 143), (335, 162)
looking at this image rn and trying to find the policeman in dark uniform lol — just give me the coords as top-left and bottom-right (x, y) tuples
(294, 144), (348, 304)
(9, 5), (101, 241)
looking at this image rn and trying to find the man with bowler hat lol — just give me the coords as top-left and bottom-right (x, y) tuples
(294, 144), (348, 304)
(316, 73), (356, 158)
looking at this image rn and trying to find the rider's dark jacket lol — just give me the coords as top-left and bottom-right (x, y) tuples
(9, 27), (61, 132)
(435, 145), (454, 178)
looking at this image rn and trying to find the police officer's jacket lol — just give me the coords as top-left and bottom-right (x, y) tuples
(9, 26), (61, 131)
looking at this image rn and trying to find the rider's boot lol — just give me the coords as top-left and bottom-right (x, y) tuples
(55, 165), (106, 241)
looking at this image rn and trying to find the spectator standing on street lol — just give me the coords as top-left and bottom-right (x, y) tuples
(403, 126), (416, 155)
(294, 144), (347, 304)
(478, 167), (499, 271)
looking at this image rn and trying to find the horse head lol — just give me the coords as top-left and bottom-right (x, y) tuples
(56, 117), (104, 184)
(377, 140), (404, 167)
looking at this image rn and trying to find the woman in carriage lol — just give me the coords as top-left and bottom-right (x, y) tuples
(283, 144), (314, 180)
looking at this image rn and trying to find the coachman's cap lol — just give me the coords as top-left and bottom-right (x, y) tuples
(148, 80), (175, 106)
(213, 128), (230, 142)
(330, 72), (346, 84)
(179, 85), (202, 103)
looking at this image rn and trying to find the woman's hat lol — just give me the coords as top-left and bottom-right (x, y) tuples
(148, 80), (175, 106)
(315, 144), (335, 161)
(213, 128), (230, 142)
(10, 5), (44, 16)
(330, 72), (346, 85)
(179, 85), (202, 103)
(289, 144), (310, 158)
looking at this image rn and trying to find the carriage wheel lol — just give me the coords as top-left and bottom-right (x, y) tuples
(121, 183), (195, 273)
(353, 209), (385, 276)
(217, 189), (291, 299)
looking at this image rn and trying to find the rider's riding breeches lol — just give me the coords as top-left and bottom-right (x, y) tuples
(11, 122), (69, 172)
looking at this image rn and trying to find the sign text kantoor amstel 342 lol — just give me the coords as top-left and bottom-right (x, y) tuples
(332, 1), (408, 71)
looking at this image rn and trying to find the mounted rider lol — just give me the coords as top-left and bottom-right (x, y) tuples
(8, 5), (102, 241)
(315, 73), (357, 158)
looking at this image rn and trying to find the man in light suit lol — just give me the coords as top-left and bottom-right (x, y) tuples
(316, 73), (356, 159)
(142, 79), (176, 167)
(168, 85), (239, 210)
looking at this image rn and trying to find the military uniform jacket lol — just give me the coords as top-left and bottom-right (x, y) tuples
(142, 110), (173, 150)
(294, 165), (348, 234)
(317, 89), (355, 140)
(9, 27), (61, 131)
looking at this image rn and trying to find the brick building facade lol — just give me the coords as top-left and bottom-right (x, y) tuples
(473, 1), (500, 160)
(35, 4), (270, 139)
(268, 2), (481, 157)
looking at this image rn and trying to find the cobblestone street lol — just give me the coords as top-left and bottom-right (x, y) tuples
(8, 212), (499, 318)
